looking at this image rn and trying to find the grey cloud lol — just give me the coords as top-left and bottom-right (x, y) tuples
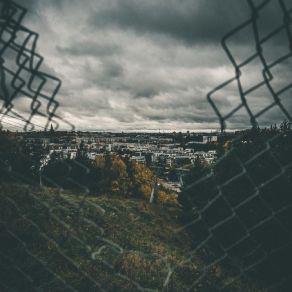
(102, 61), (124, 78)
(4, 0), (291, 131)
(15, 0), (62, 11)
(81, 60), (124, 89)
(14, 0), (38, 10)
(133, 105), (219, 124)
(60, 93), (112, 118)
(128, 90), (220, 125)
(56, 42), (122, 58)
(88, 0), (291, 49)
(134, 88), (159, 99)
(88, 0), (250, 44)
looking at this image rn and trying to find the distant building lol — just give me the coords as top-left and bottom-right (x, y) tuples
(87, 152), (97, 160)
(131, 156), (146, 164)
(160, 181), (181, 193)
(203, 135), (218, 144)
(186, 135), (218, 145)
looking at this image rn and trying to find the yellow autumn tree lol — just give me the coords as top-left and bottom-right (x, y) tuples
(94, 154), (131, 196)
(129, 161), (155, 200)
(156, 189), (178, 206)
(110, 155), (130, 196)
(94, 155), (159, 200)
(95, 155), (106, 168)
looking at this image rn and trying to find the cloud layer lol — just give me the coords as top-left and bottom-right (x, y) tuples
(7, 0), (292, 131)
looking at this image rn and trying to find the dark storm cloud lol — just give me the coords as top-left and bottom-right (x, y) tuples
(88, 0), (250, 44)
(88, 0), (291, 46)
(14, 0), (38, 9)
(15, 0), (61, 11)
(82, 61), (182, 99)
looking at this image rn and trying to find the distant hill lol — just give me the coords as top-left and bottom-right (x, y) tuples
(0, 184), (261, 291)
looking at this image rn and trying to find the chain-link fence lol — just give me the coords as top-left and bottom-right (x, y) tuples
(176, 0), (292, 291)
(0, 0), (292, 291)
(0, 0), (74, 131)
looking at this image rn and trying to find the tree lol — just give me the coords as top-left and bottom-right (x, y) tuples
(94, 154), (131, 196)
(178, 157), (211, 225)
(0, 131), (35, 183)
(127, 161), (155, 200)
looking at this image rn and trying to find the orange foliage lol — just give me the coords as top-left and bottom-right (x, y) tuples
(130, 162), (154, 199)
(156, 190), (178, 205)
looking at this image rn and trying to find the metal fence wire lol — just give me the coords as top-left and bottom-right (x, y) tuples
(0, 0), (73, 131)
(0, 0), (292, 291)
(178, 0), (292, 291)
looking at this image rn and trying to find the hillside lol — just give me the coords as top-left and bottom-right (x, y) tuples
(0, 184), (261, 291)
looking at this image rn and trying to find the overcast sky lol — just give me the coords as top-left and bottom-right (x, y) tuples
(7, 0), (292, 131)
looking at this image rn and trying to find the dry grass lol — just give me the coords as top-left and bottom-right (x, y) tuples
(0, 184), (263, 291)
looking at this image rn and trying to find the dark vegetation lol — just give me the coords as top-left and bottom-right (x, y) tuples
(179, 121), (292, 291)
(0, 131), (176, 204)
(0, 184), (262, 291)
(0, 120), (291, 290)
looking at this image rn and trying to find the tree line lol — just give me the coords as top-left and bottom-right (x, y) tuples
(0, 132), (177, 204)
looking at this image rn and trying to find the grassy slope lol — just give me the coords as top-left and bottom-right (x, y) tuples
(0, 184), (262, 291)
